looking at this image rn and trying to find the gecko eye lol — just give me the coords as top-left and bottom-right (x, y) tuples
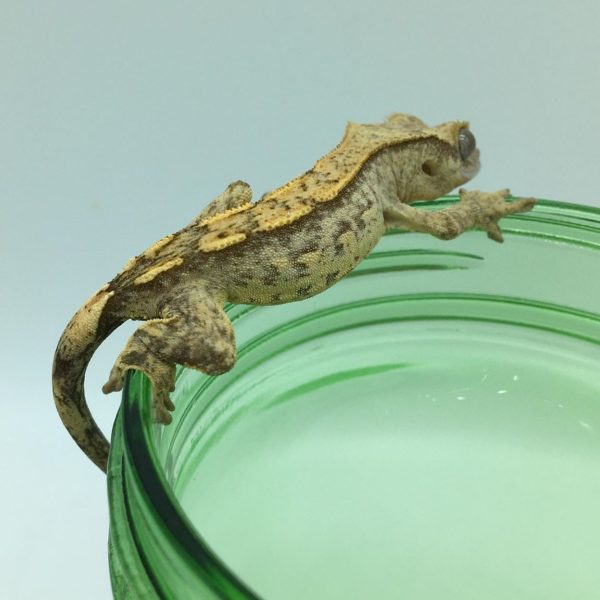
(458, 128), (476, 160)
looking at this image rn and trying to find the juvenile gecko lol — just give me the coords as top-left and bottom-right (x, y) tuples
(52, 112), (535, 472)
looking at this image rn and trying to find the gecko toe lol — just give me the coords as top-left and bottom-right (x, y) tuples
(153, 396), (175, 424)
(511, 197), (537, 213)
(150, 370), (177, 424)
(486, 223), (504, 243)
(102, 367), (125, 394)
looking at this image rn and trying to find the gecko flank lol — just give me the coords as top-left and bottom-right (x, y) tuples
(52, 112), (536, 472)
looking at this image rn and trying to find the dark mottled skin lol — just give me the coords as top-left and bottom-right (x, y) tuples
(52, 113), (536, 472)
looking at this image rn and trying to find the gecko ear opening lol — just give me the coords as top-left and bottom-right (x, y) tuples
(421, 160), (438, 176)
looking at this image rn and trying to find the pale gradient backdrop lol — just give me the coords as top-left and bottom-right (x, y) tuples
(2, 1), (599, 598)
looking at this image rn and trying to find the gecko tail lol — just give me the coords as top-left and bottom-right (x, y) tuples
(52, 287), (124, 473)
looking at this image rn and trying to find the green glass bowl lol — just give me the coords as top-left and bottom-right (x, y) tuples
(108, 197), (600, 600)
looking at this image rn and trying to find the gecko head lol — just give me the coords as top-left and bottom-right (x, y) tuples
(395, 119), (481, 202)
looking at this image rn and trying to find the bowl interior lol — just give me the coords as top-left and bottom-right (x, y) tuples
(130, 200), (600, 599)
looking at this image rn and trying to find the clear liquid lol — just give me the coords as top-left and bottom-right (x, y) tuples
(178, 319), (600, 600)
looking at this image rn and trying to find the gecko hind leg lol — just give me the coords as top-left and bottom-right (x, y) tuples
(103, 288), (236, 424)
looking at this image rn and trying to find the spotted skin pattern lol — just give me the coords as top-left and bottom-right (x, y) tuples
(52, 113), (536, 472)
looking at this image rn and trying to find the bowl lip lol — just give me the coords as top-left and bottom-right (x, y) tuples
(117, 196), (600, 597)
(121, 373), (262, 599)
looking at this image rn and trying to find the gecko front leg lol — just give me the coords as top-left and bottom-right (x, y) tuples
(102, 284), (236, 423)
(385, 189), (536, 242)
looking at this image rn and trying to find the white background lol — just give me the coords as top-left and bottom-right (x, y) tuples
(2, 1), (599, 597)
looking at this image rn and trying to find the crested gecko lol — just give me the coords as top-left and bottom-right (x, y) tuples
(52, 113), (535, 472)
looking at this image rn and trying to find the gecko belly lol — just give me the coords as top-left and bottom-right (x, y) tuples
(226, 220), (384, 305)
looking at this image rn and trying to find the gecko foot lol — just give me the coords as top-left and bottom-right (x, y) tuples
(102, 346), (177, 424)
(101, 287), (237, 425)
(458, 188), (536, 243)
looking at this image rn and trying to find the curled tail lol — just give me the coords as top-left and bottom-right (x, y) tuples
(52, 287), (124, 473)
